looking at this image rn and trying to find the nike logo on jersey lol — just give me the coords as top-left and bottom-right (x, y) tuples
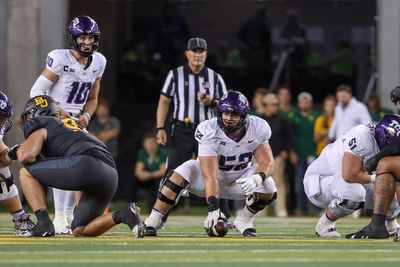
(248, 139), (255, 143)
(93, 69), (98, 73)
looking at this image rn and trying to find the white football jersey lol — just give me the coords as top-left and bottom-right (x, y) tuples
(195, 115), (271, 184)
(44, 49), (107, 115)
(323, 124), (379, 173)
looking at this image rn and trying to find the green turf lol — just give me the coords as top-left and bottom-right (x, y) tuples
(1, 214), (400, 267)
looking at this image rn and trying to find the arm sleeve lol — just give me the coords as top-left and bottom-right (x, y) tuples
(30, 75), (54, 97)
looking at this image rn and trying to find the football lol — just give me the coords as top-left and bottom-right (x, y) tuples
(206, 219), (229, 237)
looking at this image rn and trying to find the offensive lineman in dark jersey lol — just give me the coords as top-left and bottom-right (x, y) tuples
(8, 95), (144, 237)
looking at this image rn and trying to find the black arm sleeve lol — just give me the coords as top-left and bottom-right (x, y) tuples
(365, 136), (400, 173)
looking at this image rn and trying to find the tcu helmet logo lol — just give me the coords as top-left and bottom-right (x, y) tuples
(72, 17), (80, 27)
(34, 97), (48, 108)
(0, 99), (7, 110)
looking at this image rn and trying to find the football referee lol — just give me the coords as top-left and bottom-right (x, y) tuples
(156, 37), (227, 174)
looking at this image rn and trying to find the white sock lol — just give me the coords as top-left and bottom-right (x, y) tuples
(243, 206), (256, 219)
(53, 189), (75, 223)
(144, 209), (164, 228)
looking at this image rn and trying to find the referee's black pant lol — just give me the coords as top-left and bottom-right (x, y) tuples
(166, 123), (198, 174)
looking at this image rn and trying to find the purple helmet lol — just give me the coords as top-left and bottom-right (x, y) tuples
(0, 91), (13, 134)
(217, 91), (250, 133)
(375, 114), (400, 150)
(68, 15), (100, 57)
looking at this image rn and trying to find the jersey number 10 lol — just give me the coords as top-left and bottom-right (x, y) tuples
(68, 82), (92, 104)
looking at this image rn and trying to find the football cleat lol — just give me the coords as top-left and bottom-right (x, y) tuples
(29, 218), (55, 237)
(53, 217), (72, 235)
(315, 214), (341, 238)
(144, 226), (158, 237)
(234, 210), (257, 238)
(13, 213), (35, 237)
(345, 224), (389, 239)
(120, 203), (144, 238)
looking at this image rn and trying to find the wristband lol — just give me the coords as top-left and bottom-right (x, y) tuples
(82, 112), (91, 120)
(207, 196), (220, 212)
(156, 127), (165, 131)
(370, 173), (376, 183)
(257, 172), (267, 181)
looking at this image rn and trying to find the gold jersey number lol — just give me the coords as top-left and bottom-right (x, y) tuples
(61, 118), (80, 132)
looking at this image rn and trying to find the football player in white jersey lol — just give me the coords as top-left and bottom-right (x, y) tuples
(144, 91), (277, 237)
(29, 16), (107, 234)
(0, 91), (34, 236)
(304, 114), (400, 237)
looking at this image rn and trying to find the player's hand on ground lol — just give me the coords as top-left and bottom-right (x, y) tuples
(236, 174), (264, 195)
(204, 208), (226, 230)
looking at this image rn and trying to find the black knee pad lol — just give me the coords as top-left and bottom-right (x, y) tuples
(157, 172), (189, 206)
(247, 192), (277, 212)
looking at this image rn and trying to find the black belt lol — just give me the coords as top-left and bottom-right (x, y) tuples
(174, 120), (199, 129)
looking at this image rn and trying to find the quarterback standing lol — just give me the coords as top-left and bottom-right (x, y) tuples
(29, 15), (107, 234)
(145, 91), (277, 237)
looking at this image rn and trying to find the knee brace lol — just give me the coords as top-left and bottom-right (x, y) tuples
(246, 192), (277, 212)
(157, 172), (189, 206)
(328, 198), (364, 218)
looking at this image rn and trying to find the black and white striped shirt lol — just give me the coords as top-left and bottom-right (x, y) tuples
(161, 65), (227, 124)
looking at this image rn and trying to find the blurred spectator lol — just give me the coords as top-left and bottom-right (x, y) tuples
(277, 85), (298, 215)
(238, 7), (272, 68)
(261, 93), (292, 217)
(281, 8), (307, 95)
(88, 98), (121, 159)
(281, 8), (307, 46)
(327, 41), (357, 95)
(328, 85), (371, 141)
(290, 92), (320, 215)
(368, 93), (392, 123)
(250, 87), (269, 116)
(133, 133), (167, 213)
(156, 4), (190, 67)
(314, 95), (336, 156)
(277, 85), (298, 121)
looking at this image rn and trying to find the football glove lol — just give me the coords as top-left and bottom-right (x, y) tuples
(391, 86), (400, 105)
(204, 208), (226, 230)
(236, 173), (267, 195)
(364, 156), (378, 174)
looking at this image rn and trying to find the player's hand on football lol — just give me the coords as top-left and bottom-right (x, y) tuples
(204, 208), (226, 230)
(391, 86), (400, 105)
(236, 174), (264, 195)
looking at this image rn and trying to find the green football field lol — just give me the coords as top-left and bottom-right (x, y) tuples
(1, 214), (400, 267)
